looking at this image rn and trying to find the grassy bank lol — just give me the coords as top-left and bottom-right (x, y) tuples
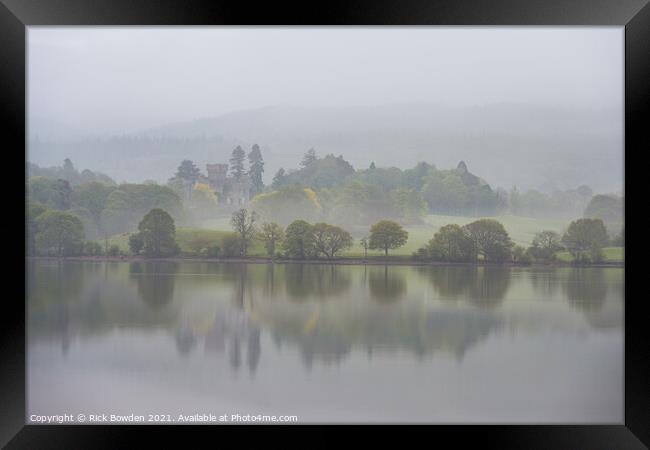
(99, 214), (622, 262)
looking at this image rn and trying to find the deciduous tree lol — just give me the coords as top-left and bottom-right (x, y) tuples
(230, 209), (258, 256)
(283, 219), (315, 259)
(464, 219), (513, 262)
(259, 222), (284, 257)
(312, 223), (353, 258)
(562, 218), (609, 262)
(368, 220), (408, 256)
(35, 210), (85, 256)
(138, 208), (178, 257)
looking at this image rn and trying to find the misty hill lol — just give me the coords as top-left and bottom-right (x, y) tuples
(28, 102), (622, 192)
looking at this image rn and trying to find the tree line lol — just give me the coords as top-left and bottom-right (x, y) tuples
(414, 217), (616, 264)
(225, 209), (408, 259)
(28, 199), (619, 265)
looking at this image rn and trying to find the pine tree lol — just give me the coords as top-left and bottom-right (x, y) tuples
(247, 144), (265, 196)
(272, 168), (286, 189)
(229, 146), (246, 179)
(175, 160), (201, 183)
(300, 148), (317, 168)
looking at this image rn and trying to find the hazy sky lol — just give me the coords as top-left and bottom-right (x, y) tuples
(28, 27), (623, 134)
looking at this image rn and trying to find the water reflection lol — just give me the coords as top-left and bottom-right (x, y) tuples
(418, 266), (511, 307)
(368, 266), (407, 303)
(27, 261), (624, 423)
(563, 268), (607, 311)
(203, 307), (262, 374)
(129, 261), (177, 310)
(284, 264), (351, 301)
(28, 262), (622, 367)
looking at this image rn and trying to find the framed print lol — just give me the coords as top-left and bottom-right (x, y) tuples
(2, 0), (648, 447)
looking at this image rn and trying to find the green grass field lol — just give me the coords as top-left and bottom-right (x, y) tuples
(556, 247), (624, 263)
(341, 214), (568, 257)
(101, 214), (622, 262)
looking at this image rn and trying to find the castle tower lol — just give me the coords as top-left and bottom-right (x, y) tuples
(206, 163), (228, 195)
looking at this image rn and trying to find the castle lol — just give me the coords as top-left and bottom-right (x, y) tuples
(204, 163), (251, 207)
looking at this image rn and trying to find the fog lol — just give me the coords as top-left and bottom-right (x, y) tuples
(28, 27), (623, 192)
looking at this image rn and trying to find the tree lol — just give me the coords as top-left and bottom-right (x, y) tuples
(129, 232), (144, 255)
(312, 223), (353, 259)
(186, 183), (219, 220)
(369, 162), (376, 170)
(300, 148), (318, 168)
(70, 181), (113, 226)
(464, 219), (513, 262)
(221, 235), (243, 257)
(100, 184), (182, 236)
(271, 168), (286, 189)
(29, 177), (72, 210)
(249, 185), (322, 225)
(360, 236), (369, 258)
(175, 160), (201, 184)
(509, 186), (522, 215)
(391, 188), (426, 222)
(35, 210), (85, 256)
(583, 194), (623, 234)
(27, 202), (48, 256)
(529, 230), (563, 261)
(562, 218), (609, 262)
(426, 224), (475, 262)
(283, 219), (315, 259)
(138, 208), (178, 257)
(512, 245), (532, 264)
(83, 241), (103, 256)
(248, 144), (265, 197)
(63, 158), (75, 173)
(230, 209), (258, 256)
(278, 153), (355, 190)
(611, 227), (624, 247)
(107, 244), (121, 257)
(259, 222), (284, 257)
(368, 220), (408, 256)
(229, 146), (246, 179)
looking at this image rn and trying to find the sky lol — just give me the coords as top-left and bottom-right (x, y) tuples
(28, 27), (623, 135)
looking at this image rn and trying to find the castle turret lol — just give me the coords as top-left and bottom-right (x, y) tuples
(206, 163), (228, 195)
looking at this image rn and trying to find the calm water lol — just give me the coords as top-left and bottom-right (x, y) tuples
(27, 260), (623, 423)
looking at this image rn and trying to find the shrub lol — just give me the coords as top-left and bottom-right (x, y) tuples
(83, 241), (103, 256)
(202, 245), (221, 258)
(512, 245), (532, 264)
(107, 244), (121, 257)
(221, 235), (243, 257)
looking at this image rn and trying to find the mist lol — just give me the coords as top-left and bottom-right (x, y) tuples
(28, 27), (623, 192)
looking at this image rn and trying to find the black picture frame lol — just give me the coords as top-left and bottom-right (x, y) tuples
(2, 0), (647, 447)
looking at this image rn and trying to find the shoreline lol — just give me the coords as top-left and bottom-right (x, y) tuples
(27, 255), (625, 268)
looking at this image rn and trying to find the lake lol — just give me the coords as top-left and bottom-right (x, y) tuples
(27, 260), (623, 424)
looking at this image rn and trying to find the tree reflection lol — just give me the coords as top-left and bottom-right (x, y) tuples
(421, 266), (475, 301)
(247, 327), (261, 374)
(129, 261), (177, 310)
(563, 268), (607, 311)
(529, 269), (560, 297)
(420, 266), (511, 308)
(175, 325), (197, 357)
(229, 335), (242, 370)
(203, 308), (262, 374)
(368, 265), (407, 303)
(284, 264), (351, 301)
(466, 267), (511, 308)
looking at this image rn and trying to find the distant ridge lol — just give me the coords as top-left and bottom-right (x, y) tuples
(28, 102), (622, 192)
